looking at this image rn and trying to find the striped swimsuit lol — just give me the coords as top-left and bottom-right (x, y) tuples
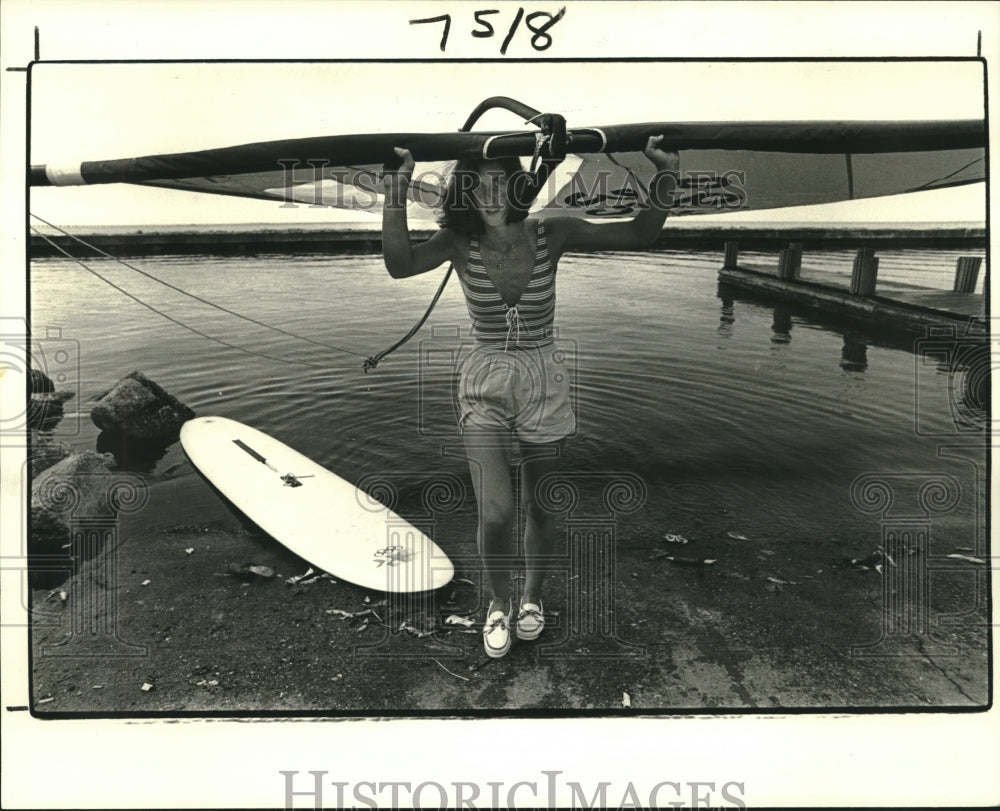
(460, 220), (555, 350)
(455, 220), (574, 441)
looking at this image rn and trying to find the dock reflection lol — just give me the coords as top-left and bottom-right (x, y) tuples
(717, 282), (990, 428)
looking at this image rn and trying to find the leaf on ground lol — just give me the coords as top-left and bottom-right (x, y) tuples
(947, 553), (986, 565)
(398, 622), (434, 638)
(284, 567), (315, 585)
(327, 608), (373, 620)
(666, 556), (716, 566)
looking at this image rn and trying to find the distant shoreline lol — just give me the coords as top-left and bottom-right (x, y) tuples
(29, 220), (987, 257)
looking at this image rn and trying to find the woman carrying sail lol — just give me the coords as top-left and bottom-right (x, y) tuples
(382, 136), (679, 658)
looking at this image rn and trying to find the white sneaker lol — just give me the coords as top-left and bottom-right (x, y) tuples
(516, 601), (544, 641)
(483, 601), (512, 658)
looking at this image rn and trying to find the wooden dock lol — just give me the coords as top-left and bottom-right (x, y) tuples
(30, 223), (985, 258)
(718, 242), (987, 334)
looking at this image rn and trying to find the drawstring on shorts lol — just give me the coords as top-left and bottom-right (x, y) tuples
(504, 305), (522, 353)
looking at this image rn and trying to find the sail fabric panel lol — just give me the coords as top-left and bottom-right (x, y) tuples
(539, 147), (986, 217)
(848, 149), (985, 197)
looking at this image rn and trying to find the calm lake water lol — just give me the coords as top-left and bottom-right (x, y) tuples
(28, 246), (986, 553)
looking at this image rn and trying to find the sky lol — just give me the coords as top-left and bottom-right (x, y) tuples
(28, 60), (987, 226)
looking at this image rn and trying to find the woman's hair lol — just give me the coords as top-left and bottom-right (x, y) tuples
(437, 155), (531, 235)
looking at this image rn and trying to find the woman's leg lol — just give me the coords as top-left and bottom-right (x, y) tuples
(462, 424), (515, 609)
(518, 438), (564, 606)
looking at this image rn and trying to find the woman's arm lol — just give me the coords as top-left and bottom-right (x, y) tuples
(382, 147), (458, 279)
(546, 136), (679, 262)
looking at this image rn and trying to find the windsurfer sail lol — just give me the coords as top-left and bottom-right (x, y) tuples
(29, 97), (987, 371)
(31, 110), (986, 219)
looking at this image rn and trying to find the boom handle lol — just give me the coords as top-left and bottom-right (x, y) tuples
(460, 96), (543, 132)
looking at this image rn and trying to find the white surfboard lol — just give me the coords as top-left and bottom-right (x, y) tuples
(180, 416), (454, 592)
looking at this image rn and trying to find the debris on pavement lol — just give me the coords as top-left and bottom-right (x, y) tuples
(947, 553), (986, 565)
(663, 556), (717, 566)
(727, 531), (750, 541)
(444, 615), (475, 628)
(284, 567), (315, 585)
(844, 548), (895, 574)
(622, 691), (632, 708)
(140, 682), (153, 692)
(184, 547), (195, 555)
(326, 608), (375, 620)
(398, 622), (434, 638)
(433, 659), (470, 682)
(45, 588), (68, 606)
(286, 569), (336, 586)
(663, 533), (689, 545)
(224, 563), (275, 581)
(140, 579), (151, 587)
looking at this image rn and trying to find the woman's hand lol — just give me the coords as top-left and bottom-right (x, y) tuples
(644, 135), (679, 172)
(383, 147), (415, 208)
(384, 147), (415, 186)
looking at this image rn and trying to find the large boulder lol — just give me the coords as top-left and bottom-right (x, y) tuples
(90, 371), (195, 442)
(30, 451), (115, 556)
(29, 368), (55, 394)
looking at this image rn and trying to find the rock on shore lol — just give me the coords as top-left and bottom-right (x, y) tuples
(27, 368), (75, 431)
(30, 451), (116, 556)
(90, 371), (195, 442)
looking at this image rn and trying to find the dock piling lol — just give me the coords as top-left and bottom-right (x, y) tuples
(716, 240), (985, 334)
(849, 248), (879, 296)
(723, 241), (740, 270)
(778, 242), (803, 280)
(953, 256), (983, 293)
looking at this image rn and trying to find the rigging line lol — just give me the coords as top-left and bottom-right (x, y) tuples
(605, 152), (651, 206)
(30, 212), (368, 360)
(363, 263), (453, 372)
(905, 155), (986, 193)
(31, 227), (337, 371)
